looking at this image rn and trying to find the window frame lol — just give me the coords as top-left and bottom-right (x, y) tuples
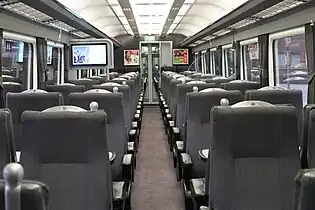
(240, 37), (259, 80)
(3, 31), (36, 89)
(268, 27), (305, 86)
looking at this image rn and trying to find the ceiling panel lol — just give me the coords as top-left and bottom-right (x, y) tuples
(129, 0), (175, 35)
(170, 0), (248, 36)
(56, 0), (131, 37)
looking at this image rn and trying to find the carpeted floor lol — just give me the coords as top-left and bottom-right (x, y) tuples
(131, 106), (184, 210)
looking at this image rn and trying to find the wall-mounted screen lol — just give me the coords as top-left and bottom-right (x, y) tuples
(47, 45), (53, 65)
(71, 43), (108, 67)
(124, 49), (139, 66)
(173, 49), (189, 65)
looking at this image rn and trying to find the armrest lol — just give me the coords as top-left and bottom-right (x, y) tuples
(121, 154), (133, 181)
(113, 181), (125, 201)
(200, 206), (210, 210)
(132, 121), (138, 129)
(128, 142), (134, 153)
(134, 113), (140, 120)
(180, 153), (193, 180)
(109, 152), (116, 165)
(129, 129), (136, 142)
(175, 141), (184, 153)
(190, 178), (206, 197)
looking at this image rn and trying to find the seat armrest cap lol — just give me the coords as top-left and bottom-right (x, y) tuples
(181, 153), (192, 165)
(122, 154), (132, 166)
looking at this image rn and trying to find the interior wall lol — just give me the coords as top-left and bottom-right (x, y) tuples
(114, 33), (189, 68)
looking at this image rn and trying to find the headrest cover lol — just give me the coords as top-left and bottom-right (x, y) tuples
(43, 105), (87, 112)
(84, 89), (111, 93)
(60, 83), (76, 86)
(22, 89), (47, 93)
(231, 100), (274, 107)
(229, 80), (254, 84)
(200, 88), (227, 93)
(101, 82), (122, 86)
(3, 82), (20, 85)
(212, 76), (227, 80)
(113, 87), (119, 93)
(186, 81), (206, 84)
(78, 78), (92, 81)
(258, 86), (287, 91)
(113, 78), (126, 81)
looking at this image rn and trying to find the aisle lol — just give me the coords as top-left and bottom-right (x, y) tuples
(131, 106), (184, 210)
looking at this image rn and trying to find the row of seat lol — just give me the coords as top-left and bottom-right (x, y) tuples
(156, 70), (314, 210)
(0, 71), (144, 210)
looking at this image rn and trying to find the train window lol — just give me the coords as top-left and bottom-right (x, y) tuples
(242, 43), (259, 82)
(223, 48), (235, 77)
(1, 39), (27, 85)
(273, 33), (308, 105)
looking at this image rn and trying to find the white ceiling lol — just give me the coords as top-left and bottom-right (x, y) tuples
(56, 0), (249, 38)
(171, 0), (249, 36)
(56, 0), (133, 37)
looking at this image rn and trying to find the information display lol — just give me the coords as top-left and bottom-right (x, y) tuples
(173, 49), (189, 65)
(71, 43), (108, 66)
(124, 50), (139, 66)
(47, 46), (53, 65)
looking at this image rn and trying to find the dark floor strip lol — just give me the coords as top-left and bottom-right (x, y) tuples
(131, 106), (184, 210)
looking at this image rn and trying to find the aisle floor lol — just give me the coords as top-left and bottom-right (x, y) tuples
(131, 106), (184, 210)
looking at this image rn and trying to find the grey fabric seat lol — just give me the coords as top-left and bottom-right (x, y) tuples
(178, 90), (243, 210)
(306, 109), (315, 168)
(68, 93), (134, 183)
(3, 83), (23, 100)
(45, 84), (85, 104)
(0, 179), (49, 210)
(175, 83), (218, 140)
(0, 109), (16, 165)
(245, 89), (303, 145)
(6, 92), (63, 150)
(294, 169), (315, 210)
(203, 105), (300, 210)
(92, 85), (133, 131)
(20, 110), (113, 210)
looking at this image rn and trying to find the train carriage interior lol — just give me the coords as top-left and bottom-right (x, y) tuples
(2, 0), (315, 210)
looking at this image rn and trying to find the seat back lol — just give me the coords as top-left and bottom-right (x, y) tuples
(20, 110), (112, 210)
(186, 90), (243, 178)
(68, 79), (99, 90)
(208, 105), (300, 210)
(221, 81), (260, 98)
(175, 83), (217, 140)
(246, 89), (303, 144)
(294, 169), (315, 210)
(6, 92), (63, 150)
(69, 93), (127, 181)
(92, 85), (132, 130)
(45, 84), (85, 104)
(0, 109), (16, 165)
(3, 83), (23, 100)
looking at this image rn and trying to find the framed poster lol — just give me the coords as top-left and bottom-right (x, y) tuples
(173, 49), (189, 65)
(124, 49), (139, 66)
